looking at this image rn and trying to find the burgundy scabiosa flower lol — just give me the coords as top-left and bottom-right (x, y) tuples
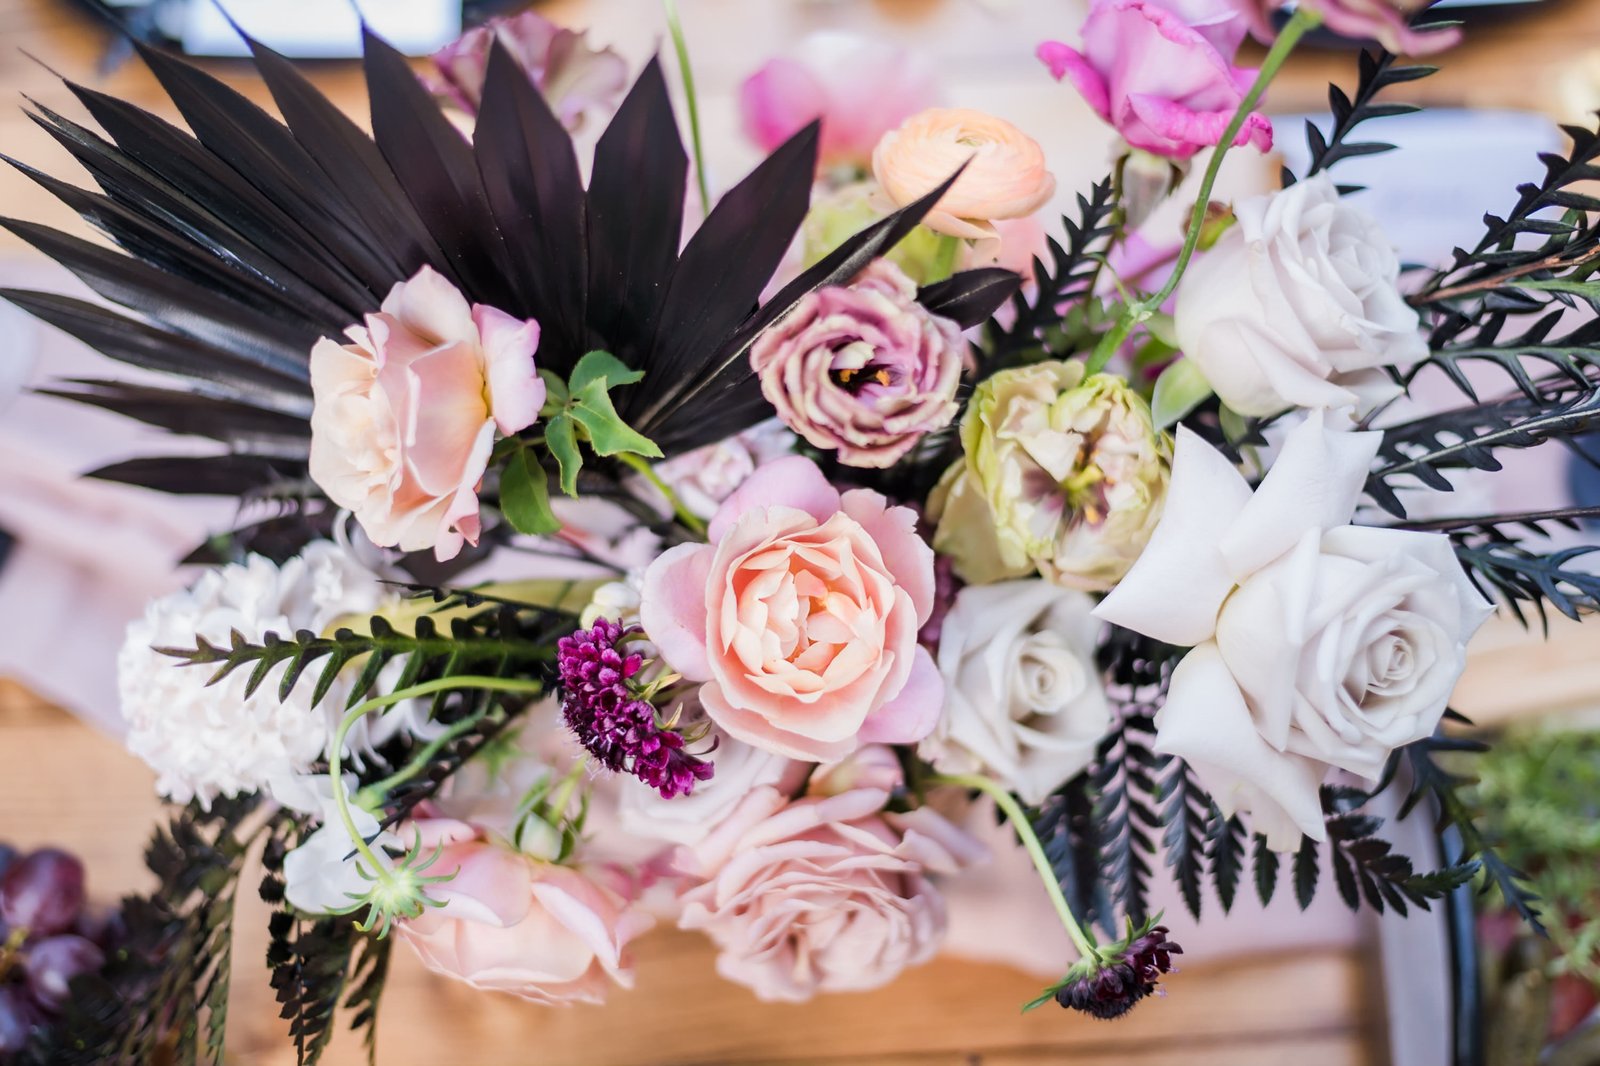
(556, 618), (715, 798)
(1033, 920), (1183, 1020)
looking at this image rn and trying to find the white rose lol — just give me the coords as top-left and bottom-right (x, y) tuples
(1175, 172), (1427, 418)
(1095, 412), (1494, 850)
(921, 579), (1110, 804)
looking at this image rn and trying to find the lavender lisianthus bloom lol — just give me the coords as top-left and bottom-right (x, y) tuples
(750, 260), (965, 469)
(428, 10), (628, 130)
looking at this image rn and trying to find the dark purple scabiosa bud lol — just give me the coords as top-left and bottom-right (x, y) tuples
(556, 618), (715, 799)
(1028, 919), (1183, 1020)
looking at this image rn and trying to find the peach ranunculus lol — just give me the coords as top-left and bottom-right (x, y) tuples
(871, 108), (1056, 245)
(308, 266), (544, 561)
(396, 818), (651, 1005)
(676, 784), (987, 1002)
(638, 455), (943, 762)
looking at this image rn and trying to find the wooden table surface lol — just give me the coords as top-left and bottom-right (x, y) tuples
(2, 0), (1599, 1062)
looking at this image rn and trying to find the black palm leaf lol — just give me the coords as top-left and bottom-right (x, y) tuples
(3, 28), (1018, 511)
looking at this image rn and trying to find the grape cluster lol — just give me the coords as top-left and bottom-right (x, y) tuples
(0, 843), (119, 1059)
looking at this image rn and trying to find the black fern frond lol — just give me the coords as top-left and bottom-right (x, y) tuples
(344, 935), (393, 1066)
(1404, 736), (1546, 934)
(267, 912), (359, 1066)
(1091, 709), (1162, 932)
(1321, 785), (1479, 915)
(1030, 772), (1109, 931)
(978, 177), (1116, 374)
(1206, 810), (1246, 914)
(1297, 50), (1435, 184)
(1158, 759), (1209, 920)
(1453, 541), (1600, 627)
(1253, 833), (1281, 908)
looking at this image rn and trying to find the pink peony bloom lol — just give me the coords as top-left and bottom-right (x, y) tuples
(397, 818), (652, 1005)
(428, 10), (629, 129)
(639, 455), (943, 762)
(741, 32), (941, 172)
(676, 785), (986, 1002)
(872, 108), (1056, 244)
(1233, 0), (1460, 56)
(750, 260), (965, 468)
(309, 266), (543, 562)
(1038, 0), (1273, 161)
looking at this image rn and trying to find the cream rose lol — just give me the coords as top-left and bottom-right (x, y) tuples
(871, 107), (1055, 244)
(676, 785), (986, 1002)
(1174, 172), (1427, 419)
(1095, 413), (1494, 850)
(922, 579), (1111, 805)
(309, 266), (544, 561)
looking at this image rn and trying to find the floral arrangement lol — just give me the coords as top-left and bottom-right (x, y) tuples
(3, 0), (1596, 1059)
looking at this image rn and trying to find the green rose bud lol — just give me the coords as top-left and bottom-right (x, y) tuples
(932, 360), (1170, 591)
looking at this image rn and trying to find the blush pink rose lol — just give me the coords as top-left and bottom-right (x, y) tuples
(750, 260), (965, 468)
(397, 818), (651, 1005)
(675, 785), (986, 1002)
(741, 32), (940, 172)
(1229, 0), (1460, 56)
(427, 10), (629, 129)
(639, 455), (943, 762)
(871, 108), (1056, 244)
(1038, 0), (1273, 161)
(309, 266), (544, 561)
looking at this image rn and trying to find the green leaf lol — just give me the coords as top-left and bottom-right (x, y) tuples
(1218, 403), (1250, 445)
(570, 349), (645, 393)
(545, 413), (582, 496)
(1150, 358), (1213, 429)
(498, 449), (561, 536)
(538, 369), (569, 417)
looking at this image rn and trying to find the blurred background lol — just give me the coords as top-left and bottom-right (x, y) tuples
(0, 0), (1598, 1063)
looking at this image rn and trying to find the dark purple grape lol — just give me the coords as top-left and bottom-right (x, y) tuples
(24, 935), (105, 1012)
(73, 906), (126, 953)
(0, 850), (85, 938)
(0, 985), (40, 1056)
(0, 845), (17, 881)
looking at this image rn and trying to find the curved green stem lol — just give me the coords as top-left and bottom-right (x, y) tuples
(1084, 7), (1320, 376)
(664, 0), (712, 216)
(932, 773), (1104, 963)
(328, 676), (548, 895)
(617, 450), (708, 537)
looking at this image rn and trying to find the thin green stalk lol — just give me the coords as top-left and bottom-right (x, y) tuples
(664, 0), (712, 216)
(617, 450), (708, 536)
(356, 703), (500, 807)
(1083, 7), (1320, 375)
(932, 773), (1104, 963)
(328, 675), (547, 911)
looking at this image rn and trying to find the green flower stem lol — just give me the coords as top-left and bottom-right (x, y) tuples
(931, 772), (1104, 964)
(617, 450), (709, 537)
(1083, 6), (1320, 376)
(356, 703), (499, 808)
(664, 0), (712, 216)
(328, 675), (548, 912)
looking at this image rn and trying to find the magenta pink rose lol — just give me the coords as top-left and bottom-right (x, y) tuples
(750, 260), (964, 468)
(1232, 0), (1460, 56)
(1038, 0), (1272, 160)
(639, 455), (942, 762)
(309, 266), (544, 561)
(428, 10), (629, 129)
(397, 818), (651, 1006)
(676, 785), (985, 1002)
(741, 32), (940, 171)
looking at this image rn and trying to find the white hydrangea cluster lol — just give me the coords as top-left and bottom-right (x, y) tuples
(117, 541), (390, 806)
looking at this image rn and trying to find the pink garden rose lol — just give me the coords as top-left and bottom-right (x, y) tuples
(741, 32), (940, 172)
(428, 10), (628, 129)
(872, 109), (1056, 244)
(676, 784), (986, 1001)
(750, 260), (965, 468)
(309, 266), (543, 561)
(639, 455), (942, 762)
(1231, 0), (1460, 56)
(397, 818), (651, 1005)
(1038, 0), (1273, 160)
